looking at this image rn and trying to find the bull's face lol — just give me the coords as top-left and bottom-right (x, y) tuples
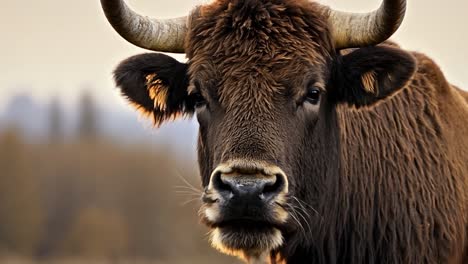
(186, 4), (334, 257)
(104, 0), (414, 261)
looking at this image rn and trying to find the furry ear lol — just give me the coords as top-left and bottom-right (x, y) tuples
(113, 53), (193, 126)
(330, 45), (416, 107)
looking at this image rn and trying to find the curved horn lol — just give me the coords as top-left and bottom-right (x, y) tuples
(327, 0), (407, 49)
(100, 0), (187, 53)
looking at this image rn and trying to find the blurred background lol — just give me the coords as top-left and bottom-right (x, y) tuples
(0, 0), (467, 263)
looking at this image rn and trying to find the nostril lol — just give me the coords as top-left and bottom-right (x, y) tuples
(212, 172), (232, 193)
(262, 174), (286, 197)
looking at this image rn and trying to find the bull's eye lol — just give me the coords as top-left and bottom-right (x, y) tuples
(305, 88), (321, 105)
(191, 92), (207, 109)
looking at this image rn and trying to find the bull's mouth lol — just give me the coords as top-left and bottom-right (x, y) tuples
(209, 219), (284, 258)
(215, 219), (282, 231)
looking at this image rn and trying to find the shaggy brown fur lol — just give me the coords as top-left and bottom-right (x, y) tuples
(326, 53), (468, 263)
(112, 0), (467, 263)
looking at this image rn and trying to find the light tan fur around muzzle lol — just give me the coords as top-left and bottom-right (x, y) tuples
(202, 160), (290, 260)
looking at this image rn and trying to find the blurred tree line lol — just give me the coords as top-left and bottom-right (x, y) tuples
(0, 92), (235, 263)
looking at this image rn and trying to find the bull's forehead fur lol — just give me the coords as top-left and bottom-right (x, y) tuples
(186, 0), (333, 113)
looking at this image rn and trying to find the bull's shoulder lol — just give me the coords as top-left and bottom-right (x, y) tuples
(409, 51), (468, 105)
(453, 85), (468, 103)
(408, 51), (452, 93)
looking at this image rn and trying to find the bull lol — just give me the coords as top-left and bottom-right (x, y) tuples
(100, 0), (468, 263)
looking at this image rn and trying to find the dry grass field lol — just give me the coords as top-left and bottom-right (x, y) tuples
(0, 127), (239, 264)
(0, 256), (241, 264)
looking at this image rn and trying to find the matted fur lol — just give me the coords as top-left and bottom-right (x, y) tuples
(112, 0), (467, 263)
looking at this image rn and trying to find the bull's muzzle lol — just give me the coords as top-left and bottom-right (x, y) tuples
(203, 160), (289, 225)
(211, 169), (286, 205)
(202, 160), (289, 257)
(208, 160), (288, 208)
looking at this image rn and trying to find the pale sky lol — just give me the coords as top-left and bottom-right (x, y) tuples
(1, 0), (467, 111)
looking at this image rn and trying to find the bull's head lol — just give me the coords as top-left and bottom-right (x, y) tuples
(101, 0), (415, 261)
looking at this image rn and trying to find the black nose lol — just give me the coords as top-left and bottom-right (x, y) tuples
(211, 173), (286, 202)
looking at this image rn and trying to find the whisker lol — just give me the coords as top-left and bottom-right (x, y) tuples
(174, 189), (200, 194)
(175, 192), (201, 199)
(289, 196), (323, 235)
(289, 203), (311, 233)
(180, 197), (201, 206)
(292, 206), (312, 235)
(173, 184), (201, 194)
(277, 199), (315, 237)
(174, 185), (200, 190)
(172, 171), (203, 204)
(174, 171), (202, 192)
(290, 210), (306, 234)
(174, 188), (201, 194)
(291, 196), (320, 217)
(175, 170), (202, 193)
(281, 202), (306, 234)
(287, 209), (303, 231)
(173, 186), (202, 198)
(288, 202), (311, 218)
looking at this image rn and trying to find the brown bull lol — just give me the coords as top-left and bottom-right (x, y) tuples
(101, 0), (468, 263)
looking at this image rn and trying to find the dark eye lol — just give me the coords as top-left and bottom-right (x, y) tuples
(191, 92), (207, 109)
(305, 88), (321, 105)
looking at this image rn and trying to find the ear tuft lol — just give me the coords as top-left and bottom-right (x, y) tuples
(361, 71), (378, 94)
(144, 73), (187, 127)
(146, 73), (169, 111)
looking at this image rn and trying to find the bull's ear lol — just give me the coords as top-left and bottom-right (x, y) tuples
(113, 53), (193, 126)
(330, 45), (416, 107)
